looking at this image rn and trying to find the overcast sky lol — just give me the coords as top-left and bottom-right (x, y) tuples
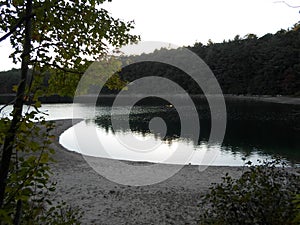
(0, 0), (299, 71)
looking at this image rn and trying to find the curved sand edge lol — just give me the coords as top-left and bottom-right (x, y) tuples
(49, 119), (246, 224)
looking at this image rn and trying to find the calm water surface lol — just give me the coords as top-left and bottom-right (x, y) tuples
(1, 103), (299, 166)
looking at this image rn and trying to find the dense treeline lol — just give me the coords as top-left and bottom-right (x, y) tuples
(0, 69), (22, 94)
(0, 69), (74, 103)
(1, 25), (300, 96)
(191, 27), (300, 95)
(119, 25), (300, 96)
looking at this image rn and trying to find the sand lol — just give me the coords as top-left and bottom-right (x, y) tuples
(49, 119), (246, 224)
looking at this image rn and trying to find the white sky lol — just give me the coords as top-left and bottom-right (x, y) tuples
(0, 0), (299, 71)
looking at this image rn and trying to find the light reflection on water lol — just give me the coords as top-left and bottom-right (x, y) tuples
(60, 120), (271, 166)
(0, 103), (137, 120)
(1, 103), (299, 166)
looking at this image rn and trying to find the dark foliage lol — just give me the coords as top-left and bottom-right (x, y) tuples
(0, 69), (23, 94)
(199, 160), (300, 225)
(118, 25), (300, 96)
(1, 25), (300, 96)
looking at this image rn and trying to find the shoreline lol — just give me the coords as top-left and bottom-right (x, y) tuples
(1, 94), (300, 105)
(49, 119), (246, 224)
(74, 94), (300, 106)
(224, 94), (300, 105)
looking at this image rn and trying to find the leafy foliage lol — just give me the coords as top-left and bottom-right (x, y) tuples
(199, 160), (300, 225)
(0, 0), (139, 224)
(75, 56), (125, 95)
(0, 112), (82, 224)
(0, 0), (139, 97)
(293, 194), (300, 224)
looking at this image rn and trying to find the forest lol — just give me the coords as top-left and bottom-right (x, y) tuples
(1, 24), (299, 97)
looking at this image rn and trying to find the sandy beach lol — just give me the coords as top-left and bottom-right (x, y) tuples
(49, 119), (246, 225)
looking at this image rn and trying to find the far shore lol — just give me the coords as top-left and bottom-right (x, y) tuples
(74, 94), (300, 106)
(1, 94), (300, 105)
(49, 119), (247, 224)
(224, 94), (300, 105)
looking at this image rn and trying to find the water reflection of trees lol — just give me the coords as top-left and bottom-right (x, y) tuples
(94, 108), (185, 142)
(92, 107), (300, 164)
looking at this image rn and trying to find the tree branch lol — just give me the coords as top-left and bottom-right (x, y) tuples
(0, 13), (35, 43)
(0, 0), (33, 208)
(34, 61), (84, 75)
(0, 98), (16, 114)
(274, 1), (300, 8)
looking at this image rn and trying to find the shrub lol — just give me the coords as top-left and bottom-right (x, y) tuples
(293, 194), (300, 224)
(199, 160), (300, 225)
(0, 112), (82, 224)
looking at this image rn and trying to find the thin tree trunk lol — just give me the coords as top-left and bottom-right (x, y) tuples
(13, 200), (22, 225)
(0, 0), (33, 208)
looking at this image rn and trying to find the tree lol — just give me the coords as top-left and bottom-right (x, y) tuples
(233, 34), (241, 42)
(244, 33), (257, 40)
(207, 39), (214, 46)
(0, 0), (139, 223)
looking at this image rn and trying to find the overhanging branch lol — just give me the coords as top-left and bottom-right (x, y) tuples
(274, 1), (300, 8)
(33, 61), (84, 75)
(0, 13), (35, 42)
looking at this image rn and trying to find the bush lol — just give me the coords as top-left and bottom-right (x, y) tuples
(199, 160), (300, 225)
(0, 111), (82, 224)
(293, 194), (300, 224)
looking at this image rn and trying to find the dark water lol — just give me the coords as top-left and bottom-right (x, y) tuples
(57, 99), (300, 166)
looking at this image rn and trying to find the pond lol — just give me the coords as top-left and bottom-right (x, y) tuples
(61, 100), (299, 166)
(1, 101), (299, 166)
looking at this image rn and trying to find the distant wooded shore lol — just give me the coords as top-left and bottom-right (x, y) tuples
(1, 93), (299, 105)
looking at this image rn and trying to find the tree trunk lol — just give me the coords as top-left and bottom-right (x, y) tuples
(13, 200), (22, 225)
(0, 0), (33, 208)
